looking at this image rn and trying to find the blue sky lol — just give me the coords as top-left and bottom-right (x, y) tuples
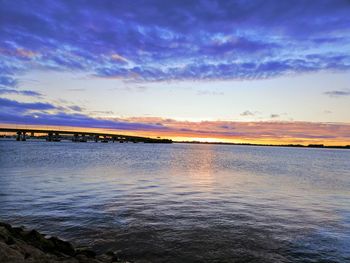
(1, 0), (350, 144)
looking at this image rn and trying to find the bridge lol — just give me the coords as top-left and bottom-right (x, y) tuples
(0, 127), (172, 143)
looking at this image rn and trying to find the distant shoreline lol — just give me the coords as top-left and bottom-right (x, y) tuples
(175, 141), (350, 150)
(0, 137), (349, 149)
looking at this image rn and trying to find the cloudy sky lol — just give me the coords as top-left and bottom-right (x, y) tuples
(1, 0), (350, 144)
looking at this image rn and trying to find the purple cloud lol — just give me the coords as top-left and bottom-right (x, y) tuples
(0, 88), (42, 97)
(0, 97), (169, 132)
(0, 76), (18, 88)
(0, 97), (56, 111)
(0, 0), (349, 83)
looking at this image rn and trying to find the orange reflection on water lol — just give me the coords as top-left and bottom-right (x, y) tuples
(166, 144), (219, 195)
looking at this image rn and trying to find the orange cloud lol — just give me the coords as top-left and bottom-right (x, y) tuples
(128, 119), (350, 145)
(16, 48), (37, 58)
(0, 47), (37, 58)
(111, 53), (129, 63)
(4, 118), (349, 146)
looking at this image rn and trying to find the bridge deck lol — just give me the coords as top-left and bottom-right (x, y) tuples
(0, 127), (172, 143)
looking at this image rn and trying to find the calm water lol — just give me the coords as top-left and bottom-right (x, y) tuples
(0, 140), (350, 262)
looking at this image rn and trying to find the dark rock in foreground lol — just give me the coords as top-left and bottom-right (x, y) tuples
(0, 222), (128, 263)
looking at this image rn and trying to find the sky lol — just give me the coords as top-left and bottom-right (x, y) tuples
(0, 0), (350, 145)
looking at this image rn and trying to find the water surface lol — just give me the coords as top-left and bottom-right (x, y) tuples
(0, 140), (349, 262)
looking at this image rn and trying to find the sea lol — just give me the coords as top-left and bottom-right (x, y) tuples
(0, 140), (349, 262)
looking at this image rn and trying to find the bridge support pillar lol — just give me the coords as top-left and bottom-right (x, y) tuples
(73, 133), (79, 142)
(47, 132), (53, 141)
(94, 135), (99, 142)
(30, 132), (35, 137)
(21, 132), (26, 141)
(16, 131), (21, 141)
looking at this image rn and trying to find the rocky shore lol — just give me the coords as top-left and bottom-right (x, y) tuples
(0, 222), (128, 263)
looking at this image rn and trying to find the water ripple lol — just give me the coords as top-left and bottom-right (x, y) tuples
(1, 141), (350, 262)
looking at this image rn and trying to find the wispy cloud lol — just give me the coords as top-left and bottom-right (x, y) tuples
(65, 88), (86, 92)
(0, 88), (42, 97)
(0, 97), (169, 132)
(0, 76), (18, 88)
(68, 105), (84, 112)
(324, 89), (350, 97)
(196, 90), (224, 96)
(0, 97), (56, 112)
(0, 1), (350, 83)
(240, 110), (255, 117)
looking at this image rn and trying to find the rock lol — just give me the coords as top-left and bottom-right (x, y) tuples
(0, 241), (24, 263)
(106, 250), (127, 262)
(12, 226), (25, 235)
(23, 229), (56, 254)
(0, 222), (11, 230)
(48, 236), (76, 256)
(0, 225), (15, 245)
(5, 236), (15, 245)
(0, 222), (129, 262)
(76, 247), (97, 258)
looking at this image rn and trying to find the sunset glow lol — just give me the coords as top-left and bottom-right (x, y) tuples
(1, 1), (349, 145)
